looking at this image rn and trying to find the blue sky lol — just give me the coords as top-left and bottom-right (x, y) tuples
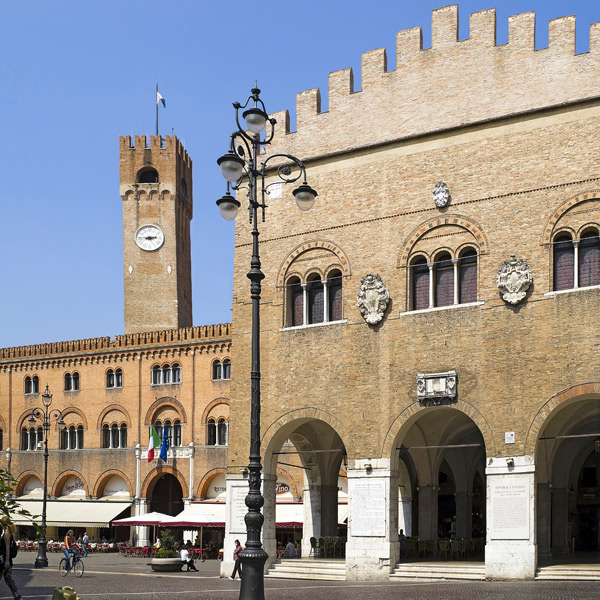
(2, 0), (600, 347)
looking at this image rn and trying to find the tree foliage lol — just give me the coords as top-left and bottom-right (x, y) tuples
(0, 469), (39, 529)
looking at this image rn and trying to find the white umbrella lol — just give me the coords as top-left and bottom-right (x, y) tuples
(112, 511), (171, 545)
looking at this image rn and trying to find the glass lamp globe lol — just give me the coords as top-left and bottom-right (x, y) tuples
(216, 193), (241, 221)
(292, 183), (318, 212)
(243, 108), (268, 134)
(217, 152), (245, 183)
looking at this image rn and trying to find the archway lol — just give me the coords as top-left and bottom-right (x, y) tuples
(149, 473), (184, 517)
(535, 393), (600, 562)
(262, 417), (349, 561)
(392, 406), (486, 562)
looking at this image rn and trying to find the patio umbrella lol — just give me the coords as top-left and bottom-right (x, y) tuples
(112, 511), (171, 544)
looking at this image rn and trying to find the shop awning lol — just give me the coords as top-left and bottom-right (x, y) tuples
(13, 498), (132, 528)
(159, 502), (226, 527)
(112, 511), (170, 527)
(275, 503), (303, 527)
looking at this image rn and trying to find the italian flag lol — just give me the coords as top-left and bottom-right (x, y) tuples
(147, 425), (161, 462)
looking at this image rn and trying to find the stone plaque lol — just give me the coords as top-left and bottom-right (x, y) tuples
(229, 485), (248, 533)
(350, 480), (386, 537)
(489, 478), (530, 540)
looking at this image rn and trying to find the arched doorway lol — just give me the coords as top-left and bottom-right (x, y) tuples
(535, 394), (600, 561)
(393, 407), (486, 561)
(150, 473), (183, 516)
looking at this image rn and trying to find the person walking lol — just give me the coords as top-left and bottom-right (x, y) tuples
(229, 540), (243, 580)
(81, 532), (89, 557)
(62, 530), (75, 572)
(0, 520), (21, 600)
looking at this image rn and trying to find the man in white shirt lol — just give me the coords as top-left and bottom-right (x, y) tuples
(285, 539), (296, 558)
(180, 547), (198, 572)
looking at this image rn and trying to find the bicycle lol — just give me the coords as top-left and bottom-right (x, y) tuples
(59, 549), (84, 578)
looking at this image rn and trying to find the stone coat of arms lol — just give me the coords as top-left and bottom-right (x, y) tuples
(497, 255), (533, 305)
(357, 274), (390, 325)
(433, 181), (451, 208)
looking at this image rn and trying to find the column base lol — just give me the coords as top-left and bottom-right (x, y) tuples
(485, 542), (537, 579)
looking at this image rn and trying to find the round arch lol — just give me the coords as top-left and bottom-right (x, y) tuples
(201, 398), (230, 424)
(61, 407), (88, 429)
(276, 239), (352, 288)
(197, 468), (226, 499)
(541, 191), (600, 246)
(261, 407), (356, 462)
(15, 470), (43, 496)
(52, 470), (89, 497)
(381, 399), (496, 459)
(140, 464), (187, 499)
(276, 467), (300, 500)
(97, 404), (132, 429)
(144, 396), (187, 426)
(524, 382), (600, 456)
(397, 213), (490, 268)
(93, 470), (134, 498)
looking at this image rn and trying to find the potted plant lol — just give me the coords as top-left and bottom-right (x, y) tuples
(150, 529), (182, 572)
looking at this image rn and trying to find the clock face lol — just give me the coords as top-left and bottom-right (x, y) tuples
(135, 225), (165, 251)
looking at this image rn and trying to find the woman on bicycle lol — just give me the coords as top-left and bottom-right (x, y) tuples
(62, 530), (75, 572)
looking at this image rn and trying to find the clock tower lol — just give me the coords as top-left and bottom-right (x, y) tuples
(120, 135), (193, 333)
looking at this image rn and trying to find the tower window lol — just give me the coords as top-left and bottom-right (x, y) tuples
(137, 167), (159, 183)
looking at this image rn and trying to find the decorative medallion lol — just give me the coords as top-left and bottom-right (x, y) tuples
(417, 371), (457, 406)
(433, 181), (451, 208)
(497, 255), (533, 305)
(356, 274), (390, 325)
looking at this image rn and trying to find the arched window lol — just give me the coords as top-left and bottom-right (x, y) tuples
(115, 368), (123, 388)
(308, 275), (324, 324)
(68, 426), (76, 450)
(288, 277), (303, 327)
(36, 428), (43, 448)
(222, 359), (231, 380)
(212, 361), (222, 380)
(77, 425), (84, 449)
(29, 428), (36, 451)
(172, 363), (181, 384)
(111, 424), (119, 448)
(328, 270), (343, 321)
(217, 419), (228, 446)
(72, 372), (79, 391)
(60, 427), (68, 450)
(21, 428), (28, 451)
(578, 229), (600, 288)
(64, 373), (72, 391)
(434, 252), (454, 307)
(120, 424), (127, 448)
(102, 424), (110, 448)
(162, 364), (171, 384)
(106, 369), (115, 388)
(137, 167), (159, 183)
(553, 233), (575, 291)
(25, 376), (32, 394)
(411, 257), (430, 310)
(459, 249), (477, 304)
(207, 419), (216, 446)
(32, 376), (39, 393)
(173, 420), (181, 446)
(152, 365), (161, 385)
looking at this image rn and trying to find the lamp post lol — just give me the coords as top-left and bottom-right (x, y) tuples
(217, 86), (317, 600)
(29, 385), (65, 568)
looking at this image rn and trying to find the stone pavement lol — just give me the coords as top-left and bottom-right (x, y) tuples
(2, 552), (599, 600)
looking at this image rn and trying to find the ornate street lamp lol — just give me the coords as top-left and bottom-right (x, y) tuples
(217, 86), (317, 600)
(28, 385), (65, 568)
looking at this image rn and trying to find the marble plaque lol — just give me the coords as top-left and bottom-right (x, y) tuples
(229, 485), (248, 533)
(351, 480), (386, 537)
(489, 478), (530, 540)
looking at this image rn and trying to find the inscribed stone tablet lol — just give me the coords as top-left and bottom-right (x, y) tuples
(351, 480), (386, 537)
(489, 478), (530, 540)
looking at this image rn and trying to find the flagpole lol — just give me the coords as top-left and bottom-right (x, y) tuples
(156, 83), (159, 137)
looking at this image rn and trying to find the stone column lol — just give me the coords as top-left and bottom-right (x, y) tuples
(398, 485), (412, 536)
(321, 484), (339, 536)
(346, 459), (397, 581)
(573, 240), (580, 289)
(551, 487), (569, 554)
(301, 283), (308, 325)
(417, 485), (437, 542)
(223, 474), (249, 577)
(537, 483), (552, 560)
(136, 498), (150, 547)
(452, 259), (459, 305)
(428, 263), (434, 308)
(262, 473), (277, 570)
(485, 455), (537, 579)
(323, 279), (329, 322)
(302, 484), (322, 557)
(455, 491), (471, 539)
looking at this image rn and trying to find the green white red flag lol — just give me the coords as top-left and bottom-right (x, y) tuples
(147, 425), (161, 462)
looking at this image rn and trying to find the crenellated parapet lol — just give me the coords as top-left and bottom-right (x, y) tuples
(0, 323), (231, 362)
(267, 5), (600, 161)
(119, 135), (192, 169)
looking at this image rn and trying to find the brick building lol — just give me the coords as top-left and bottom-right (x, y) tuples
(225, 5), (600, 580)
(0, 135), (233, 548)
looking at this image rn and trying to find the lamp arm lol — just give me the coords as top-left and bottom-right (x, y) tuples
(261, 154), (307, 184)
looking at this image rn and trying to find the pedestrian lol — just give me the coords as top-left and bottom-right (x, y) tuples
(62, 530), (75, 572)
(82, 532), (89, 557)
(0, 519), (21, 600)
(285, 538), (296, 558)
(229, 540), (243, 580)
(399, 529), (407, 559)
(179, 546), (198, 572)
